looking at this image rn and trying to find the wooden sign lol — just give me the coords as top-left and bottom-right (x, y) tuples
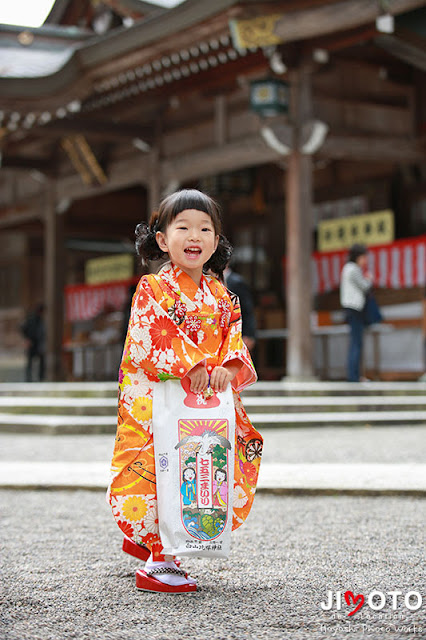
(85, 254), (133, 285)
(318, 210), (395, 252)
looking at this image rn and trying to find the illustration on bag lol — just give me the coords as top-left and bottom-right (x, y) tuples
(175, 419), (231, 540)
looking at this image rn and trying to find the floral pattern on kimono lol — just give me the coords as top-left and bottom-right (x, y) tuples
(108, 262), (262, 550)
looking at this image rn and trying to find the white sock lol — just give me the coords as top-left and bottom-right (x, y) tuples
(144, 554), (196, 587)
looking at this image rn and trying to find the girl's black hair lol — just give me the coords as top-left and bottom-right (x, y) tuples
(347, 243), (368, 263)
(135, 189), (232, 278)
(215, 468), (227, 480)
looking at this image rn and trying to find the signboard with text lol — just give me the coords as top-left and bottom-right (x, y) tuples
(318, 210), (394, 252)
(85, 254), (133, 285)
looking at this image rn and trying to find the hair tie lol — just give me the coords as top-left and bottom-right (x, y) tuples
(150, 220), (159, 234)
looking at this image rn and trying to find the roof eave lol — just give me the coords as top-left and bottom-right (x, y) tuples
(78, 0), (243, 68)
(0, 56), (88, 102)
(0, 0), (244, 100)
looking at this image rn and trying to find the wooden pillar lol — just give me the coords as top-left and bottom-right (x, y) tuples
(285, 66), (315, 380)
(215, 95), (227, 146)
(44, 181), (64, 381)
(148, 149), (161, 213)
(149, 116), (164, 211)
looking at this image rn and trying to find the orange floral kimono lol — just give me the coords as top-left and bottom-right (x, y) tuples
(109, 262), (263, 555)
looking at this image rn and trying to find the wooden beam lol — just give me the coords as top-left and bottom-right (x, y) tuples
(264, 119), (424, 162)
(314, 96), (413, 136)
(1, 156), (53, 172)
(375, 29), (426, 72)
(39, 119), (152, 142)
(56, 128), (424, 203)
(58, 152), (151, 200)
(161, 135), (277, 184)
(320, 134), (425, 162)
(273, 0), (426, 43)
(301, 24), (377, 54)
(0, 207), (43, 229)
(231, 0), (426, 47)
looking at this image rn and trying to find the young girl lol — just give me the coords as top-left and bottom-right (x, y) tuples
(108, 189), (263, 594)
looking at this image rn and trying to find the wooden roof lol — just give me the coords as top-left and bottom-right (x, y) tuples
(45, 0), (167, 26)
(1, 1), (424, 98)
(0, 0), (424, 189)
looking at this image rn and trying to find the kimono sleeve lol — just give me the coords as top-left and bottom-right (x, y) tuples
(218, 293), (257, 392)
(122, 277), (206, 381)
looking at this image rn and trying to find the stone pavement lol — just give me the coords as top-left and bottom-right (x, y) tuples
(1, 425), (425, 495)
(1, 421), (425, 639)
(1, 490), (424, 640)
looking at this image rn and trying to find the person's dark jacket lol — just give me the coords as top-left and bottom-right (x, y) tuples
(21, 311), (45, 353)
(225, 270), (256, 340)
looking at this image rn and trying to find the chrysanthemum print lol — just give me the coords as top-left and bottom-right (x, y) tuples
(108, 263), (262, 551)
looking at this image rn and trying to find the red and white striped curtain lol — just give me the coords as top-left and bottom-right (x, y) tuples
(282, 235), (426, 295)
(65, 278), (138, 322)
(312, 235), (426, 295)
(66, 235), (426, 322)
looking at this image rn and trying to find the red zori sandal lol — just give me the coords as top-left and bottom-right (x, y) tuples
(122, 537), (150, 562)
(135, 568), (197, 594)
(122, 537), (181, 567)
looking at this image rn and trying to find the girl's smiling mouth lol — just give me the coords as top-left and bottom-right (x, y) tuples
(184, 247), (202, 255)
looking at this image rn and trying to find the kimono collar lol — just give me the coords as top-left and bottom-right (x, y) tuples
(158, 262), (206, 300)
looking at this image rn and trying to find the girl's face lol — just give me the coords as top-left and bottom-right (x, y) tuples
(184, 468), (195, 482)
(156, 209), (219, 285)
(216, 470), (226, 482)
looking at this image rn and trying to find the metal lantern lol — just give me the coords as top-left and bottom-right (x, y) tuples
(250, 78), (289, 117)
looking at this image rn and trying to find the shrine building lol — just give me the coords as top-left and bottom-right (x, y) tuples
(0, 0), (425, 381)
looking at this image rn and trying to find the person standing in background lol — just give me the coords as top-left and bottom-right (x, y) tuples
(20, 303), (46, 382)
(340, 244), (373, 382)
(224, 265), (257, 352)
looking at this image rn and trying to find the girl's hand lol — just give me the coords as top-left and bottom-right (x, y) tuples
(187, 363), (209, 393)
(210, 361), (242, 392)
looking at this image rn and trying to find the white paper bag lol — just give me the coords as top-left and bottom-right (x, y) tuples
(152, 379), (235, 558)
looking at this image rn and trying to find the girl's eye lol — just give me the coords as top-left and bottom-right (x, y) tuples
(202, 227), (212, 232)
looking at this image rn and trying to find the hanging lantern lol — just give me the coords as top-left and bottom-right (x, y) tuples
(250, 78), (289, 117)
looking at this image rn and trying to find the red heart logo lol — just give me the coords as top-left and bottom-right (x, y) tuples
(344, 591), (365, 616)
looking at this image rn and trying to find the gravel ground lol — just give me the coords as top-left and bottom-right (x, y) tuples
(0, 425), (425, 464)
(0, 491), (424, 640)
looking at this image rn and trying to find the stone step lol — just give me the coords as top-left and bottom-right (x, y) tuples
(242, 381), (426, 397)
(1, 380), (426, 398)
(251, 410), (426, 428)
(0, 413), (117, 434)
(0, 382), (117, 398)
(2, 395), (426, 416)
(242, 396), (426, 413)
(1, 409), (425, 434)
(0, 381), (426, 398)
(0, 396), (118, 416)
(0, 460), (424, 495)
